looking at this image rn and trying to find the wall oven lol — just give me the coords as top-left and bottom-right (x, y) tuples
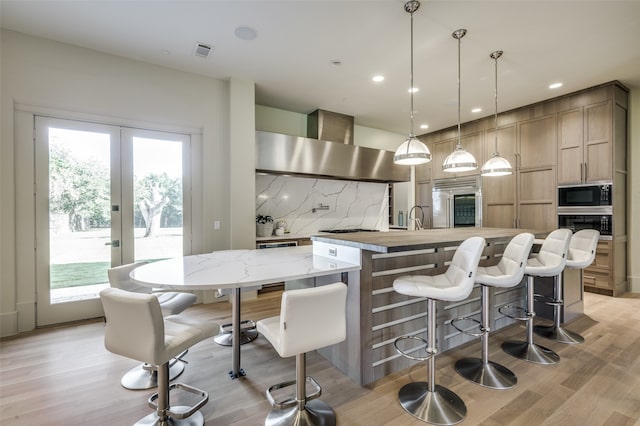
(558, 183), (612, 207)
(557, 207), (612, 239)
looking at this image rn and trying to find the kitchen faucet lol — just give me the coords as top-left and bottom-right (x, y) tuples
(408, 205), (425, 230)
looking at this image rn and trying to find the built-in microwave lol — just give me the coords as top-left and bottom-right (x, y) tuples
(558, 183), (612, 207)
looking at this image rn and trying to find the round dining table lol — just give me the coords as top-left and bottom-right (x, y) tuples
(129, 245), (361, 379)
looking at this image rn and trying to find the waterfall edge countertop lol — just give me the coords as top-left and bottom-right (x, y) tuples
(311, 227), (549, 253)
(129, 245), (361, 291)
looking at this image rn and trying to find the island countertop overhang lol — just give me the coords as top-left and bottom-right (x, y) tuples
(311, 227), (548, 253)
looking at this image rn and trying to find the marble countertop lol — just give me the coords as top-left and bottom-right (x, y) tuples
(311, 227), (548, 253)
(130, 245), (361, 290)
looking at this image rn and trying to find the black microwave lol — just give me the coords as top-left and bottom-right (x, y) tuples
(558, 184), (612, 207)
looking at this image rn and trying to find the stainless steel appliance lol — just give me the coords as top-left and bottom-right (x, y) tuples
(558, 183), (612, 207)
(557, 207), (612, 239)
(557, 184), (613, 239)
(432, 177), (482, 228)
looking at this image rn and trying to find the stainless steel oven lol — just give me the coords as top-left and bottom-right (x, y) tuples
(558, 183), (612, 207)
(557, 206), (612, 239)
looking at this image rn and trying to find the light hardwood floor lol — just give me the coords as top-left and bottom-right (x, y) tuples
(1, 291), (639, 426)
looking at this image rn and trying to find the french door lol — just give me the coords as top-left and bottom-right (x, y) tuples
(35, 116), (190, 326)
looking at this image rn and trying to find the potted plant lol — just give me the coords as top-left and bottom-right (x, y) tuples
(256, 214), (274, 237)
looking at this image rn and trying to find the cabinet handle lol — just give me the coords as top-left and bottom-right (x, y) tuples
(580, 163), (584, 182)
(584, 163), (588, 182)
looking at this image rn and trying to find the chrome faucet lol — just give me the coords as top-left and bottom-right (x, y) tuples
(408, 205), (425, 230)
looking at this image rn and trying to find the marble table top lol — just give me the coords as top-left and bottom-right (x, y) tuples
(130, 245), (361, 291)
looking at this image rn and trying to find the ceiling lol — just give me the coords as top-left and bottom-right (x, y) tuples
(2, 1), (639, 135)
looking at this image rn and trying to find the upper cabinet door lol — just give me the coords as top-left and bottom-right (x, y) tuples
(557, 101), (613, 185)
(584, 101), (613, 183)
(518, 115), (556, 170)
(557, 108), (584, 185)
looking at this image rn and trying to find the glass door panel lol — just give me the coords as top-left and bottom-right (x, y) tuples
(35, 117), (120, 325)
(125, 129), (188, 263)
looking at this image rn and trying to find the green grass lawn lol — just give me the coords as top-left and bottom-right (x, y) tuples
(50, 259), (165, 289)
(50, 262), (110, 289)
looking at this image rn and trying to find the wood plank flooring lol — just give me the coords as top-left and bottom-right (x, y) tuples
(1, 291), (639, 425)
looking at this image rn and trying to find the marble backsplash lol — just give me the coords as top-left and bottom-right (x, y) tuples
(256, 174), (389, 237)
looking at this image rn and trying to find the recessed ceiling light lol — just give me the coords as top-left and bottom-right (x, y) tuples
(549, 82), (563, 89)
(409, 87), (419, 93)
(420, 124), (429, 129)
(372, 75), (384, 82)
(234, 26), (257, 40)
(471, 108), (482, 113)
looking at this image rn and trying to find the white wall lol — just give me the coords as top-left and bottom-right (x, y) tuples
(0, 30), (254, 335)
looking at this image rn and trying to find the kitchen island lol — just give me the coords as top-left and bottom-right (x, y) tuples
(310, 227), (552, 386)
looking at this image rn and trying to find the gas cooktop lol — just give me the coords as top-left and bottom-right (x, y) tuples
(319, 229), (379, 234)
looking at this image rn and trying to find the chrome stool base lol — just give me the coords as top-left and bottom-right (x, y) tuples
(213, 320), (258, 346)
(121, 361), (185, 390)
(265, 399), (336, 426)
(135, 407), (203, 426)
(398, 382), (466, 425)
(534, 324), (584, 344)
(454, 358), (517, 390)
(502, 340), (559, 365)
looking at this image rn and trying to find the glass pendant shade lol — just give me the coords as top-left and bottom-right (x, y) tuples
(481, 49), (513, 177)
(443, 28), (477, 173)
(443, 146), (477, 172)
(394, 135), (431, 165)
(481, 153), (513, 176)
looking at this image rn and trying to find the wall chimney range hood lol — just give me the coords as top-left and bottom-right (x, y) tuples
(307, 109), (354, 145)
(256, 130), (411, 183)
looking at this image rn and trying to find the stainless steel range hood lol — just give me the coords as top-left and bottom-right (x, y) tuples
(256, 131), (410, 183)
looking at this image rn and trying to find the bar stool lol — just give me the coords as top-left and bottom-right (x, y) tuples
(534, 229), (599, 344)
(454, 232), (534, 389)
(392, 237), (485, 425)
(108, 262), (198, 390)
(502, 228), (572, 365)
(257, 282), (347, 426)
(100, 288), (219, 426)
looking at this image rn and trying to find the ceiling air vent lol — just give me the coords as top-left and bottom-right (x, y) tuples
(193, 42), (212, 58)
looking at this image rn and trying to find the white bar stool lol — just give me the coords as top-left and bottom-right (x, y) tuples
(100, 288), (219, 426)
(392, 237), (485, 425)
(454, 232), (534, 390)
(108, 262), (198, 390)
(501, 228), (572, 365)
(257, 282), (347, 426)
(534, 229), (599, 344)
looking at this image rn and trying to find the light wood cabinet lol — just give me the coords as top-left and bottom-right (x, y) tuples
(517, 115), (556, 230)
(482, 125), (516, 228)
(583, 238), (628, 297)
(558, 101), (613, 185)
(418, 82), (627, 296)
(430, 139), (454, 181)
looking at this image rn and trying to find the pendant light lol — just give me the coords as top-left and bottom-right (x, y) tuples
(442, 29), (477, 173)
(481, 50), (513, 176)
(393, 0), (431, 166)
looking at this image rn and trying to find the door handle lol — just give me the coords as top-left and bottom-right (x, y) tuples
(105, 240), (120, 247)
